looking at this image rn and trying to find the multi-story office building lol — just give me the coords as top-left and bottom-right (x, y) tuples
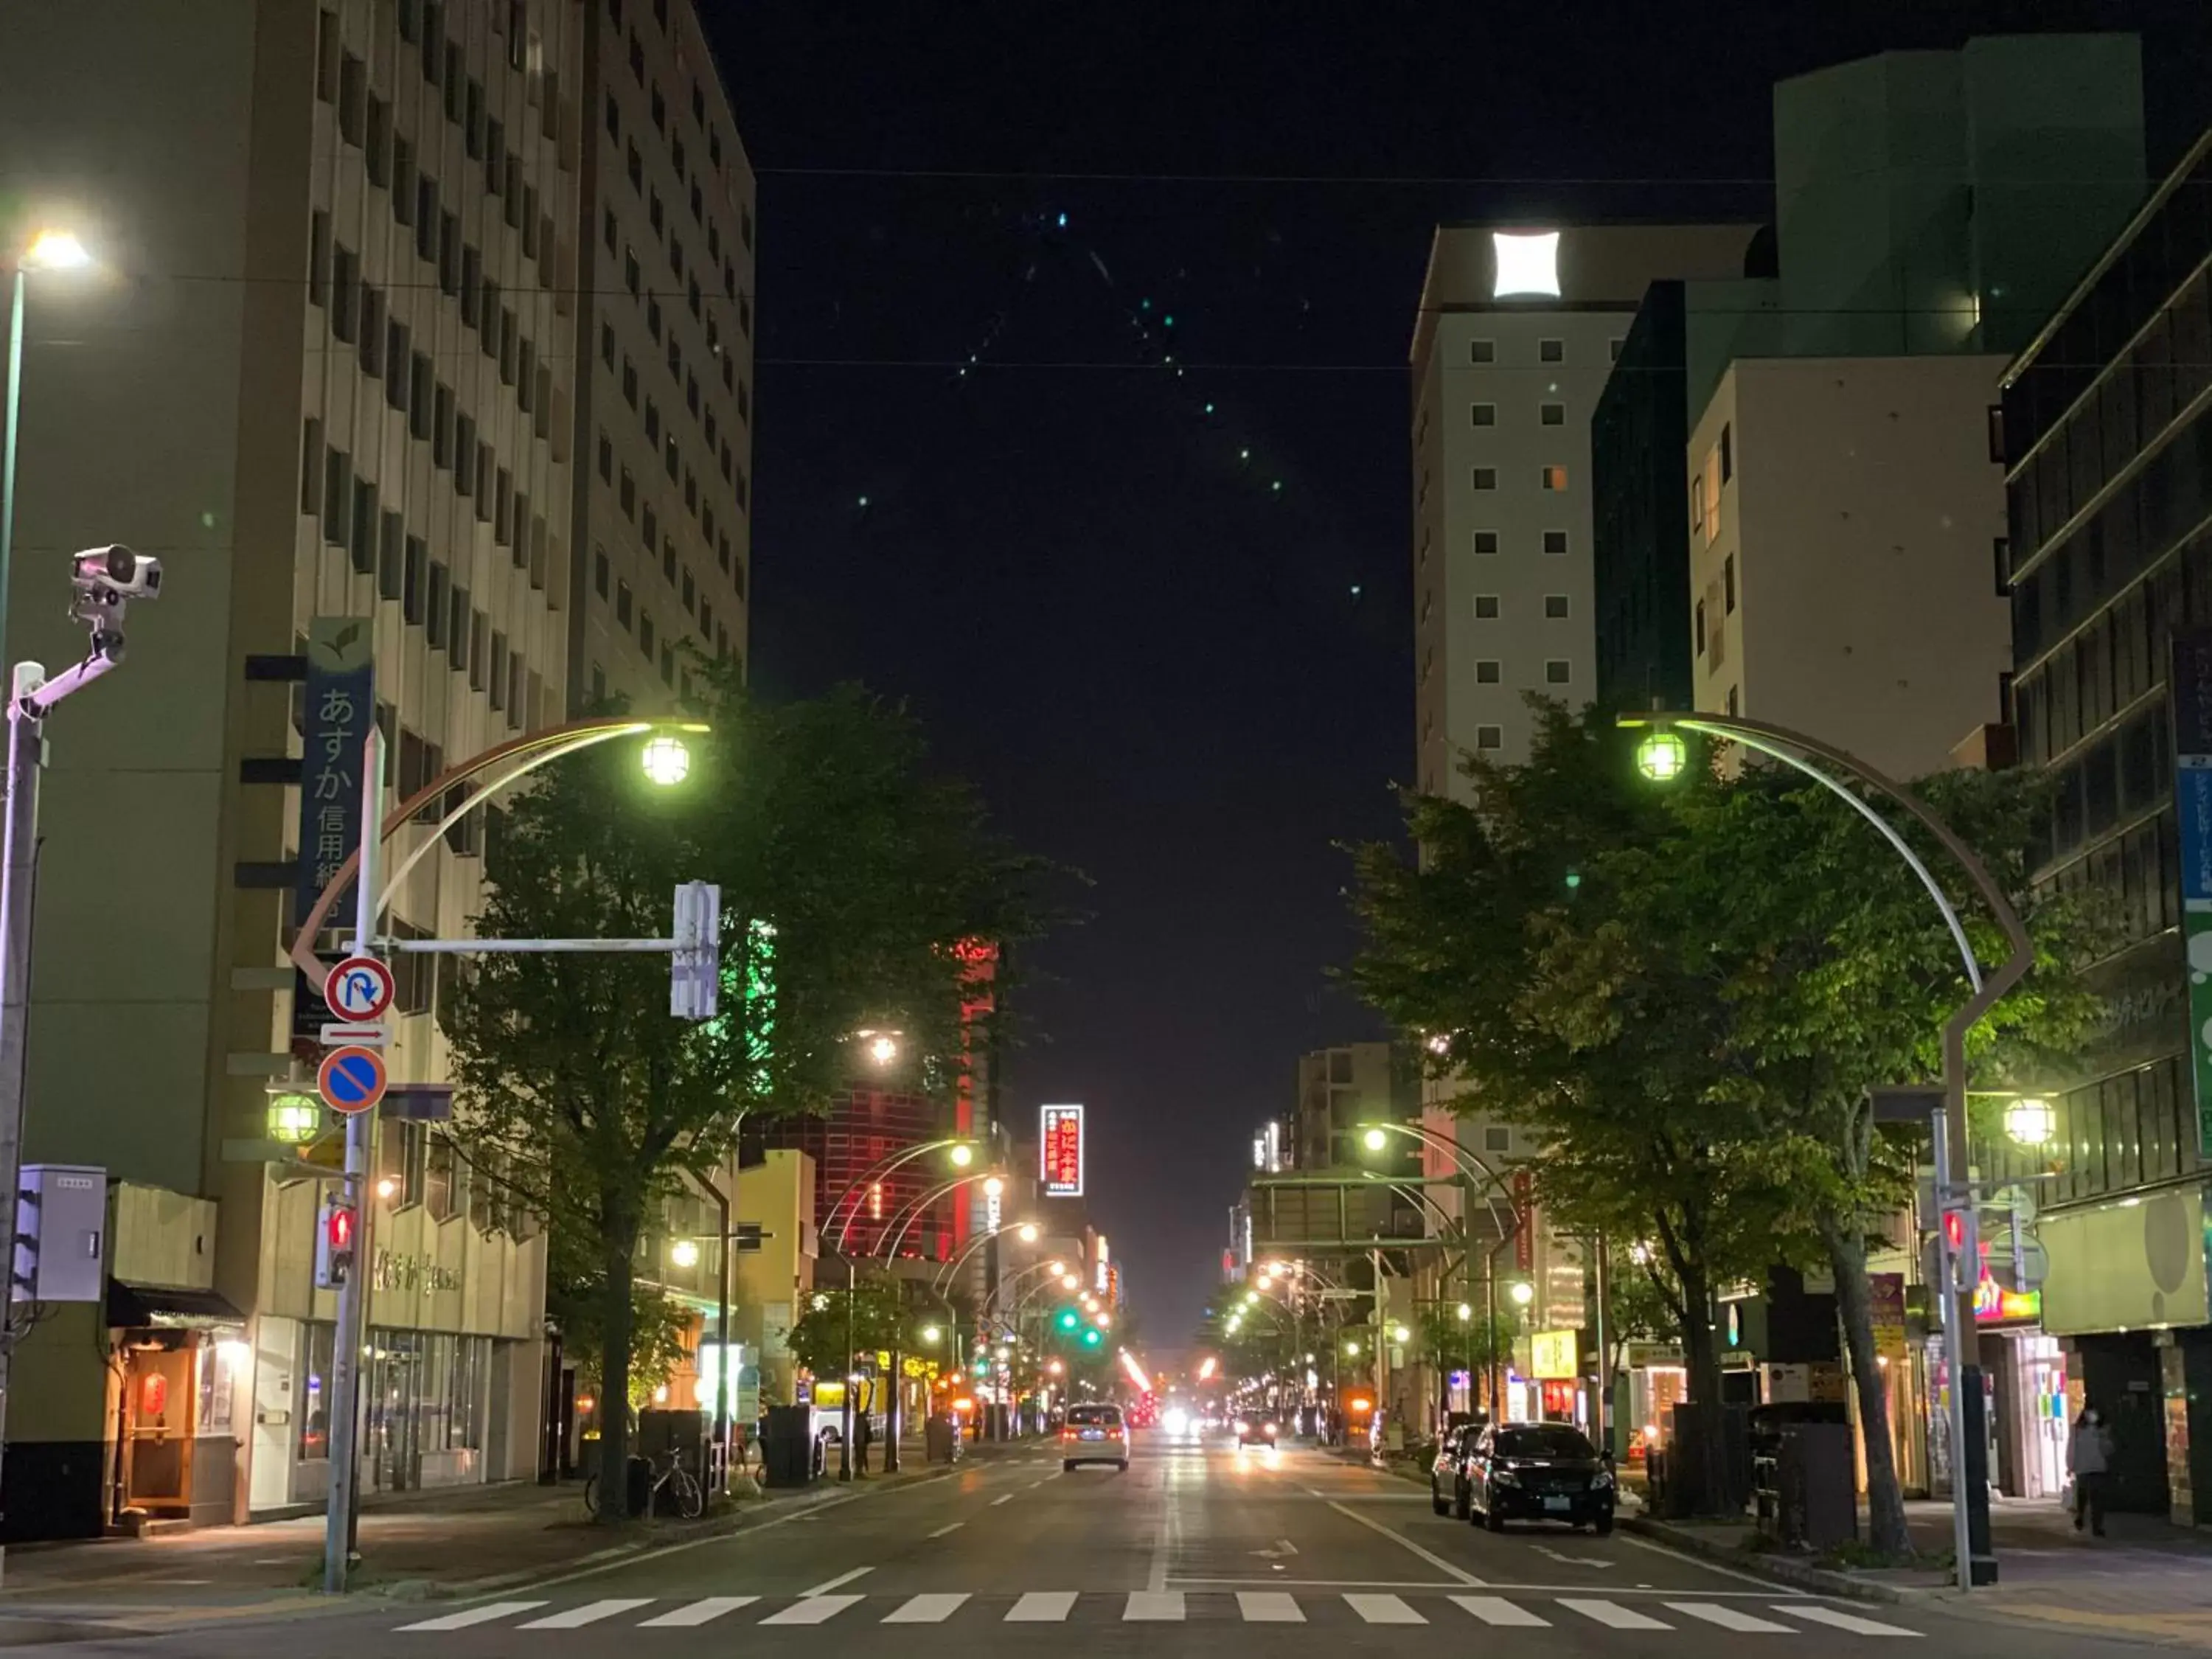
(1293, 1042), (1419, 1174)
(569, 0), (754, 711)
(1993, 129), (2212, 1522)
(1411, 225), (1756, 788)
(0, 0), (754, 1540)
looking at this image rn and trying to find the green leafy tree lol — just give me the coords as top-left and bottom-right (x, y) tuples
(784, 1275), (914, 1378)
(442, 675), (1051, 1517)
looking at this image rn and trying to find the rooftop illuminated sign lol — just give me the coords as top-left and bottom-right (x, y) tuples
(1041, 1103), (1085, 1197)
(1492, 230), (1561, 299)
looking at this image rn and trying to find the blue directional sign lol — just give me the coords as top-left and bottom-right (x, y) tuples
(318, 1046), (387, 1117)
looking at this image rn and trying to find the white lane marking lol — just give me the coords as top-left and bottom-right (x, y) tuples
(1776, 1604), (1924, 1638)
(1124, 1590), (1186, 1621)
(1250, 1537), (1298, 1558)
(1668, 1601), (1798, 1632)
(638, 1597), (757, 1627)
(1534, 1544), (1610, 1567)
(1452, 1595), (1551, 1627)
(517, 1600), (654, 1630)
(1326, 1500), (1484, 1586)
(397, 1601), (547, 1632)
(927, 1522), (964, 1538)
(495, 1492), (859, 1594)
(800, 1566), (873, 1596)
(1346, 1593), (1427, 1624)
(990, 1492), (1013, 1506)
(1562, 1598), (1673, 1630)
(883, 1593), (970, 1624)
(1615, 1527), (1781, 1587)
(759, 1594), (864, 1625)
(1237, 1591), (1305, 1622)
(1006, 1591), (1079, 1621)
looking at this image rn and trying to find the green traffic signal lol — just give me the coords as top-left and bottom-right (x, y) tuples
(1057, 1308), (1079, 1331)
(1082, 1328), (1103, 1347)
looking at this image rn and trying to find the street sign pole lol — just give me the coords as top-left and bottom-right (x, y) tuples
(324, 726), (381, 1594)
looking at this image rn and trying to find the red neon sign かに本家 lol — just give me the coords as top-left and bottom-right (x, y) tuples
(1040, 1104), (1084, 1197)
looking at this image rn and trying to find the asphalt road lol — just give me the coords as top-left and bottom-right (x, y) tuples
(15, 1437), (2195, 1655)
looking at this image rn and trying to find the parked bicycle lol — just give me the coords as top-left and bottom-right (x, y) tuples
(584, 1444), (703, 1520)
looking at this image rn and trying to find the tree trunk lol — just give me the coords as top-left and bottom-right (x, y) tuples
(1674, 1258), (1733, 1517)
(1820, 1212), (1910, 1557)
(594, 1210), (639, 1525)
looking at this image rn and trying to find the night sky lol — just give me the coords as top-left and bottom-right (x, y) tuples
(709, 0), (2211, 1345)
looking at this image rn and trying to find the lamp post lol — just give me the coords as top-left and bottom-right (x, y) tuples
(1624, 709), (2032, 1591)
(3, 230), (94, 664)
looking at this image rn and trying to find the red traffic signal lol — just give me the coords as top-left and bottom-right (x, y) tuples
(316, 1197), (358, 1289)
(328, 1203), (355, 1251)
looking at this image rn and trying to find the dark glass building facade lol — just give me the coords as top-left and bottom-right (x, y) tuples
(1592, 282), (1695, 712)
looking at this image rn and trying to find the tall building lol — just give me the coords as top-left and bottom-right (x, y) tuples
(1663, 35), (2147, 781)
(569, 0), (754, 710)
(1411, 225), (1757, 789)
(1293, 1042), (1419, 1174)
(0, 0), (754, 1540)
(1993, 127), (2212, 1521)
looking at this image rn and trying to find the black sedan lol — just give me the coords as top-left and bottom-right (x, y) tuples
(1466, 1422), (1615, 1534)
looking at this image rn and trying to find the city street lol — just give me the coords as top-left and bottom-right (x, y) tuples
(7, 1437), (2191, 1658)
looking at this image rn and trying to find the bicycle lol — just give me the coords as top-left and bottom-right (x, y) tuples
(584, 1444), (704, 1520)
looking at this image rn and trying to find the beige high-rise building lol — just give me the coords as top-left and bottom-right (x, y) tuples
(0, 0), (752, 1540)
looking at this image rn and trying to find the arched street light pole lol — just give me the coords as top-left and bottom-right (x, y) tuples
(1623, 709), (2033, 1593)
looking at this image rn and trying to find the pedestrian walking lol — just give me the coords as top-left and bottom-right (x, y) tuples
(2069, 1402), (2114, 1536)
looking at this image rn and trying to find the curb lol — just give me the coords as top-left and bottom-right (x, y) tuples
(1621, 1517), (1928, 1604)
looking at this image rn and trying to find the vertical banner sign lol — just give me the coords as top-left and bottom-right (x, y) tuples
(1040, 1103), (1085, 1197)
(1512, 1168), (1535, 1272)
(295, 618), (376, 928)
(2170, 631), (2212, 1155)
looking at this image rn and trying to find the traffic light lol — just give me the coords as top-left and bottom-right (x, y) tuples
(316, 1194), (358, 1289)
(1082, 1327), (1103, 1348)
(1057, 1307), (1079, 1332)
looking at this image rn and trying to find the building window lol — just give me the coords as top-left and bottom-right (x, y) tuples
(1540, 403), (1565, 425)
(1475, 594), (1500, 619)
(1476, 726), (1503, 750)
(1992, 537), (2010, 597)
(1726, 684), (1740, 717)
(1539, 338), (1564, 363)
(1476, 661), (1501, 684)
(1724, 554), (1736, 613)
(1695, 598), (1707, 656)
(1544, 594), (1569, 619)
(616, 580), (633, 628)
(1719, 421), (1733, 483)
(1471, 403), (1495, 428)
(1473, 530), (1499, 555)
(1544, 660), (1570, 684)
(1469, 339), (1495, 364)
(1472, 467), (1498, 491)
(1986, 404), (2005, 465)
(639, 610), (655, 656)
(1610, 338), (1624, 361)
(1540, 465), (1568, 490)
(1542, 529), (1567, 554)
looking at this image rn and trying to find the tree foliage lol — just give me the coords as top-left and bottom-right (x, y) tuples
(440, 672), (1053, 1517)
(784, 1275), (917, 1378)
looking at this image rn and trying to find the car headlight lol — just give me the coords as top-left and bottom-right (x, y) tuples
(1235, 1419), (1250, 1434)
(1263, 1423), (1278, 1435)
(1590, 1469), (1615, 1490)
(1492, 1467), (1520, 1486)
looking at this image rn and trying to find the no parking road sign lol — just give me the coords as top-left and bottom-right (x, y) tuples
(319, 1046), (388, 1116)
(324, 955), (394, 1024)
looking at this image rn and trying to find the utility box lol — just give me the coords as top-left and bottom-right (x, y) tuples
(15, 1165), (106, 1302)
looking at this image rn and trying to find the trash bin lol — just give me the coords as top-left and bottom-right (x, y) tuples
(625, 1455), (653, 1517)
(762, 1403), (815, 1488)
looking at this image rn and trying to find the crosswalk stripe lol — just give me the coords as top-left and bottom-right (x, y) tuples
(1561, 1599), (1673, 1630)
(1123, 1591), (1186, 1621)
(883, 1594), (970, 1624)
(759, 1594), (863, 1625)
(637, 1597), (758, 1628)
(1346, 1593), (1426, 1624)
(397, 1601), (549, 1632)
(1006, 1591), (1079, 1622)
(1775, 1604), (1922, 1638)
(517, 1600), (654, 1630)
(1237, 1592), (1304, 1622)
(1451, 1595), (1551, 1627)
(1668, 1602), (1798, 1632)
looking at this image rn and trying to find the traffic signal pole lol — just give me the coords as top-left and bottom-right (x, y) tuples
(323, 728), (383, 1594)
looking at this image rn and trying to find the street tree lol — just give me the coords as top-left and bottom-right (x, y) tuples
(441, 675), (1051, 1519)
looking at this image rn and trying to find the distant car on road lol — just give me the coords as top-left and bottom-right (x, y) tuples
(1430, 1422), (1483, 1518)
(1466, 1422), (1615, 1534)
(1235, 1414), (1279, 1448)
(1061, 1402), (1130, 1472)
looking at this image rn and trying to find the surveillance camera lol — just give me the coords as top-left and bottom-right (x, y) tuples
(71, 546), (161, 601)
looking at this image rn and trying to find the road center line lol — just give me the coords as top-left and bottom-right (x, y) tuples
(800, 1566), (873, 1597)
(928, 1523), (964, 1538)
(1326, 1500), (1484, 1587)
(991, 1493), (1013, 1506)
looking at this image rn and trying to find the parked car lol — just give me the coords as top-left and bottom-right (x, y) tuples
(1430, 1422), (1481, 1518)
(1466, 1421), (1615, 1534)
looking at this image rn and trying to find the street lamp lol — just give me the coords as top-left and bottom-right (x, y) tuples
(949, 1143), (975, 1168)
(919, 1324), (942, 1345)
(2006, 1096), (2054, 1148)
(1391, 1324), (1411, 1344)
(866, 1032), (899, 1065)
(1361, 1125), (1389, 1154)
(1635, 728), (1688, 782)
(1017, 1222), (1040, 1243)
(639, 732), (691, 785)
(1509, 1281), (1534, 1307)
(1457, 1302), (1473, 1323)
(1343, 1339), (1360, 1356)
(669, 1238), (700, 1269)
(4, 229), (97, 663)
(1061, 1272), (1081, 1290)
(983, 1175), (1005, 1200)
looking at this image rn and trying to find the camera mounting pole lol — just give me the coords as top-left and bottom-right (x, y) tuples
(0, 545), (158, 1585)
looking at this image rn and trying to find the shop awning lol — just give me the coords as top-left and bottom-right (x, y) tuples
(107, 1280), (245, 1329)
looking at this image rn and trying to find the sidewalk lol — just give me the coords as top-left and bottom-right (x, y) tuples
(0, 1444), (995, 1632)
